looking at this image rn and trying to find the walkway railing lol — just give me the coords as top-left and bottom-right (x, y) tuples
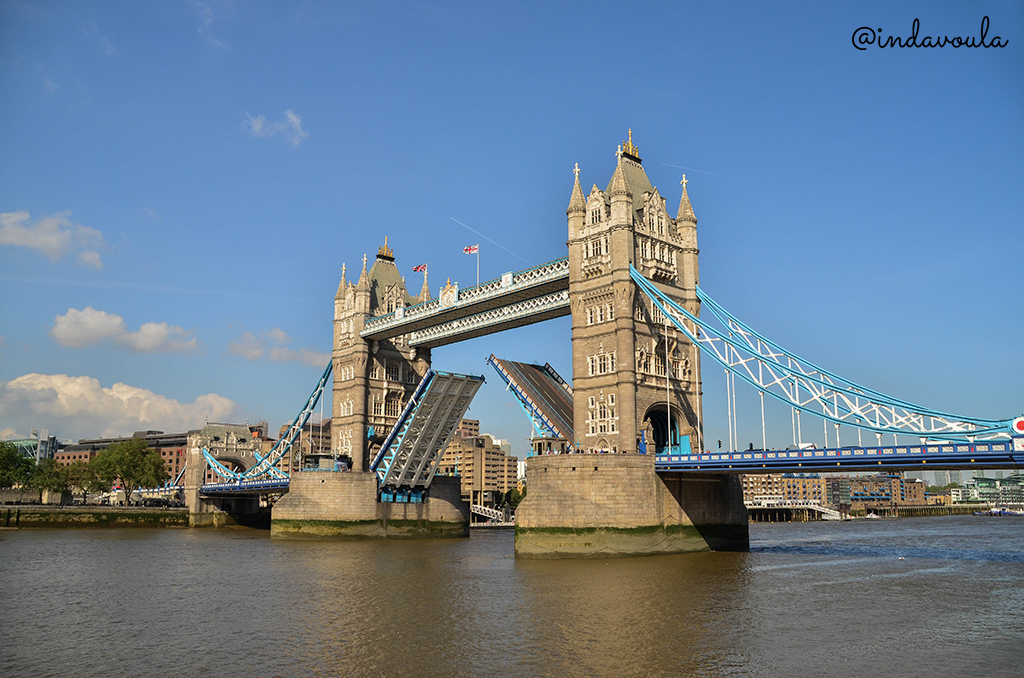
(361, 257), (569, 342)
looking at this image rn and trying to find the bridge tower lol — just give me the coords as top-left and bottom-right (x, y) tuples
(567, 131), (702, 456)
(332, 239), (432, 472)
(515, 132), (747, 558)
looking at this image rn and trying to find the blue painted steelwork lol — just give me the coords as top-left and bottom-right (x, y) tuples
(369, 370), (436, 472)
(379, 488), (424, 503)
(374, 371), (484, 492)
(173, 463), (187, 486)
(200, 477), (291, 495)
(203, 358), (333, 481)
(630, 266), (1019, 442)
(654, 440), (1024, 474)
(485, 355), (573, 445)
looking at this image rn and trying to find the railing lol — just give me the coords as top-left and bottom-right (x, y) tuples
(361, 257), (569, 338)
(655, 440), (1022, 472)
(408, 290), (569, 346)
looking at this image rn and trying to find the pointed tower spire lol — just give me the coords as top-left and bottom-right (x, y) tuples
(357, 253), (369, 286)
(418, 268), (431, 302)
(676, 174), (697, 224)
(610, 158), (630, 197)
(336, 263), (347, 298)
(567, 162), (586, 213)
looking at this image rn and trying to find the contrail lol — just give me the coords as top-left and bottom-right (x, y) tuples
(449, 217), (531, 264)
(0, 275), (320, 303)
(661, 162), (734, 180)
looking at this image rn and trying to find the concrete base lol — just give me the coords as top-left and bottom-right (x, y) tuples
(187, 494), (262, 528)
(514, 455), (748, 558)
(270, 472), (469, 539)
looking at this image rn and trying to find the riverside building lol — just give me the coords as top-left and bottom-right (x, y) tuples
(437, 419), (519, 506)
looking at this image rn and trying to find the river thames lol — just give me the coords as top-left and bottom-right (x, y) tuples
(2, 516), (1022, 677)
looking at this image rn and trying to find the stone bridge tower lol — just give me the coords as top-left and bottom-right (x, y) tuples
(515, 133), (746, 558)
(567, 130), (703, 456)
(332, 239), (432, 472)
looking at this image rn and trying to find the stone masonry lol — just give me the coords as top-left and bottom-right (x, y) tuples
(567, 130), (703, 456)
(271, 473), (468, 539)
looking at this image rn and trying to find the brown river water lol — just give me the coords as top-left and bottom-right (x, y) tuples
(2, 516), (1022, 678)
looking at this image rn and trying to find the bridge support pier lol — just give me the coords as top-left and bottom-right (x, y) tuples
(270, 472), (469, 539)
(514, 455), (748, 558)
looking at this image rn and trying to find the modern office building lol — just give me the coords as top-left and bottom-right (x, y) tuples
(437, 419), (519, 505)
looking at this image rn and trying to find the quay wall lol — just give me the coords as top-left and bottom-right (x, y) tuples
(270, 472), (469, 539)
(514, 455), (748, 558)
(2, 506), (189, 529)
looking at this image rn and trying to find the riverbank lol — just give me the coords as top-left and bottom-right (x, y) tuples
(1, 506), (189, 529)
(855, 503), (992, 518)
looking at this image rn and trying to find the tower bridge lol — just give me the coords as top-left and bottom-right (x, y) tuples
(182, 131), (1022, 555)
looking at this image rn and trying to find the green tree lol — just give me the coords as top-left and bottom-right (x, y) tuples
(508, 487), (523, 509)
(30, 458), (70, 500)
(0, 441), (34, 489)
(93, 439), (169, 504)
(68, 461), (106, 504)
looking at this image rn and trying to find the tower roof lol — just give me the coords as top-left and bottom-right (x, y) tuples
(367, 237), (415, 314)
(606, 131), (654, 211)
(336, 263), (347, 298)
(677, 174), (697, 223)
(567, 162), (586, 212)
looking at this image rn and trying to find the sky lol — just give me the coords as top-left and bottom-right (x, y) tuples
(1, 1), (1022, 458)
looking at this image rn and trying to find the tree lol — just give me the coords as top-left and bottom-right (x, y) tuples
(30, 458), (70, 500)
(93, 439), (169, 504)
(508, 487), (524, 509)
(0, 441), (34, 490)
(68, 461), (106, 504)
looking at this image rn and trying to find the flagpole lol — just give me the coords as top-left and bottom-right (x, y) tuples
(476, 243), (480, 286)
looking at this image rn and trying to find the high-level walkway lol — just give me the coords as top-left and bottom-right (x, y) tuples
(361, 257), (569, 347)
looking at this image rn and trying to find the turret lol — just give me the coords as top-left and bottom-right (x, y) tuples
(676, 174), (700, 296)
(567, 163), (586, 240)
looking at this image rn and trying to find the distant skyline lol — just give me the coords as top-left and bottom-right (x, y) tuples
(2, 2), (1021, 455)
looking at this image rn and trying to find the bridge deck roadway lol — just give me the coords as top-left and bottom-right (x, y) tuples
(361, 257), (569, 346)
(654, 440), (1023, 474)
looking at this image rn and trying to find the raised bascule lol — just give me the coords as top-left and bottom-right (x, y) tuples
(183, 131), (1024, 555)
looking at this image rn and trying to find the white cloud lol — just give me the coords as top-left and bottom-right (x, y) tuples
(76, 250), (103, 269)
(191, 1), (226, 49)
(50, 307), (198, 353)
(51, 307), (124, 347)
(121, 322), (198, 353)
(1, 428), (20, 440)
(268, 345), (331, 368)
(37, 63), (59, 93)
(228, 331), (264, 360)
(244, 109), (308, 146)
(0, 374), (237, 439)
(81, 21), (117, 56)
(0, 210), (104, 267)
(229, 328), (329, 368)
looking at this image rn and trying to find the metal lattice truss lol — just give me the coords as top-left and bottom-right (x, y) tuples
(630, 266), (1017, 442)
(373, 371), (484, 489)
(407, 290), (569, 347)
(203, 359), (334, 481)
(362, 257), (569, 341)
(486, 355), (573, 442)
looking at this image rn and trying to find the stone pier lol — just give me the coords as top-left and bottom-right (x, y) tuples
(515, 454), (747, 558)
(270, 472), (468, 539)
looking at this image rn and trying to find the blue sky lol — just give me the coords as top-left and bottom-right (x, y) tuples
(1, 1), (1021, 456)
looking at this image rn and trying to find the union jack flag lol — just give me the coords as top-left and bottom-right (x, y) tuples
(411, 264), (427, 272)
(463, 244), (478, 254)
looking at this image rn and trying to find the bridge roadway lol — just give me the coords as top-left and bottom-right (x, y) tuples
(654, 439), (1024, 474)
(361, 257), (569, 347)
(194, 438), (1022, 498)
